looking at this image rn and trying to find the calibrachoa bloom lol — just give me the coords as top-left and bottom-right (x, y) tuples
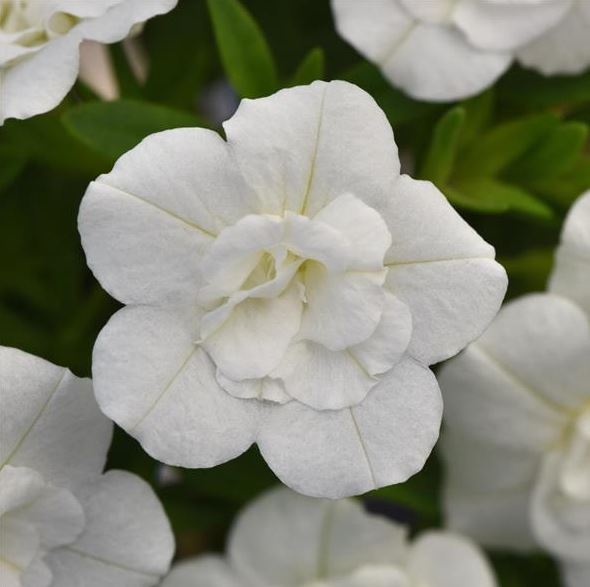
(549, 190), (590, 318)
(0, 0), (177, 124)
(439, 294), (590, 587)
(79, 80), (507, 498)
(0, 346), (174, 586)
(330, 0), (572, 101)
(161, 487), (498, 587)
(517, 1), (590, 75)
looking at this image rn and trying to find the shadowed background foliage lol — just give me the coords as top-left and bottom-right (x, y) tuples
(1, 1), (588, 584)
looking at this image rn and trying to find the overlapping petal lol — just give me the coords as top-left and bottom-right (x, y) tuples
(0, 347), (112, 490)
(161, 557), (242, 587)
(549, 190), (590, 317)
(228, 488), (407, 587)
(257, 358), (442, 498)
(47, 471), (174, 587)
(92, 305), (263, 467)
(384, 176), (507, 364)
(224, 80), (400, 216)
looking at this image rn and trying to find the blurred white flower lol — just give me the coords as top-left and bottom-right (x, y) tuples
(330, 0), (571, 101)
(0, 0), (177, 124)
(161, 486), (498, 587)
(79, 80), (507, 498)
(549, 190), (590, 317)
(518, 1), (590, 75)
(439, 294), (590, 586)
(0, 346), (174, 586)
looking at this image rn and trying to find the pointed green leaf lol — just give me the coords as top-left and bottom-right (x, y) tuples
(290, 47), (325, 87)
(62, 100), (202, 163)
(455, 113), (558, 178)
(419, 106), (465, 185)
(506, 122), (589, 183)
(207, 0), (279, 98)
(460, 89), (494, 147)
(446, 178), (555, 220)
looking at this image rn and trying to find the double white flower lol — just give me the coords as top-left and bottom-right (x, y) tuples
(0, 0), (177, 124)
(0, 346), (174, 587)
(331, 0), (590, 102)
(440, 191), (590, 587)
(162, 486), (498, 587)
(79, 80), (507, 498)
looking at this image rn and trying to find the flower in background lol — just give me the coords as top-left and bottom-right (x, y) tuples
(0, 0), (177, 124)
(79, 80), (507, 498)
(549, 190), (590, 318)
(330, 0), (571, 101)
(0, 346), (174, 586)
(439, 294), (590, 587)
(162, 486), (498, 587)
(518, 1), (590, 75)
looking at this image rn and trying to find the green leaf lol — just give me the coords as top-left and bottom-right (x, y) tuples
(455, 113), (558, 178)
(459, 89), (494, 147)
(499, 65), (590, 109)
(109, 43), (144, 99)
(536, 156), (590, 207)
(62, 100), (202, 163)
(207, 0), (279, 98)
(446, 178), (555, 220)
(290, 47), (325, 86)
(506, 122), (589, 183)
(419, 106), (465, 185)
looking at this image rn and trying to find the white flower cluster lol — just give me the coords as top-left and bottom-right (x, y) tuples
(440, 190), (590, 587)
(162, 486), (498, 587)
(0, 0), (177, 125)
(78, 80), (507, 499)
(331, 0), (590, 101)
(0, 346), (174, 587)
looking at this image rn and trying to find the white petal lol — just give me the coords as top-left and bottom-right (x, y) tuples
(518, 2), (590, 75)
(531, 451), (590, 562)
(0, 347), (112, 489)
(383, 176), (506, 364)
(20, 555), (53, 587)
(441, 435), (538, 551)
(161, 557), (242, 587)
(216, 372), (291, 405)
(224, 80), (400, 216)
(454, 0), (571, 51)
(0, 517), (40, 584)
(92, 306), (262, 468)
(549, 190), (590, 317)
(0, 35), (80, 124)
(79, 129), (258, 306)
(47, 470), (174, 587)
(204, 282), (303, 380)
(313, 194), (392, 272)
(274, 341), (378, 411)
(332, 0), (511, 101)
(71, 0), (177, 44)
(228, 487), (408, 586)
(257, 358), (442, 498)
(350, 292), (412, 376)
(465, 294), (590, 412)
(439, 340), (567, 454)
(299, 265), (386, 351)
(407, 531), (497, 587)
(562, 562), (590, 587)
(329, 566), (410, 587)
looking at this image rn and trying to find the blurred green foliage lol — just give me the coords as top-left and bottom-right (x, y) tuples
(1, 0), (588, 584)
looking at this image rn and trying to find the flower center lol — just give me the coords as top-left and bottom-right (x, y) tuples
(194, 194), (401, 408)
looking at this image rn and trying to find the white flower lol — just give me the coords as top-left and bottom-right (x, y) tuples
(330, 0), (571, 101)
(0, 346), (174, 586)
(549, 190), (590, 318)
(79, 80), (507, 498)
(0, 0), (177, 125)
(439, 294), (590, 587)
(161, 486), (498, 587)
(518, 1), (590, 75)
